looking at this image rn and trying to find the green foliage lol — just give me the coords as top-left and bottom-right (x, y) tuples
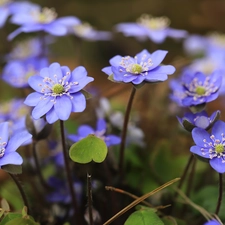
(124, 206), (164, 225)
(69, 134), (108, 163)
(1, 165), (22, 174)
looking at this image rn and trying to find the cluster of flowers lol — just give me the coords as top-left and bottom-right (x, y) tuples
(0, 0), (224, 224)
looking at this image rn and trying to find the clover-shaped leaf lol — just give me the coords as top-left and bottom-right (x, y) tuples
(69, 134), (108, 164)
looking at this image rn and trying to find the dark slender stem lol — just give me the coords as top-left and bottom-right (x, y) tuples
(215, 173), (223, 215)
(32, 140), (51, 190)
(118, 86), (136, 178)
(59, 120), (78, 216)
(186, 156), (196, 197)
(9, 173), (30, 214)
(87, 173), (93, 225)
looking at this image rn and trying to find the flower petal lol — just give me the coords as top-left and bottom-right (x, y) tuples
(0, 152), (23, 167)
(28, 75), (45, 93)
(78, 125), (94, 136)
(150, 65), (176, 75)
(192, 127), (211, 147)
(212, 121), (225, 141)
(44, 22), (67, 36)
(71, 92), (86, 112)
(102, 66), (112, 75)
(32, 97), (54, 119)
(6, 130), (32, 153)
(24, 92), (42, 106)
(96, 119), (106, 132)
(150, 50), (168, 70)
(210, 157), (225, 173)
(71, 66), (87, 80)
(49, 62), (63, 80)
(105, 135), (121, 147)
(54, 96), (72, 120)
(0, 122), (9, 142)
(46, 108), (59, 124)
(190, 146), (210, 158)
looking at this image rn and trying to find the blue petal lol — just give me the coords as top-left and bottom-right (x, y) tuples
(145, 73), (168, 82)
(0, 122), (9, 143)
(167, 28), (188, 39)
(135, 49), (150, 63)
(102, 66), (112, 75)
(40, 67), (50, 78)
(69, 76), (94, 93)
(8, 27), (23, 40)
(132, 75), (146, 85)
(56, 16), (81, 26)
(61, 66), (71, 83)
(44, 22), (67, 36)
(71, 66), (87, 80)
(24, 92), (42, 106)
(210, 157), (225, 173)
(78, 125), (94, 137)
(0, 152), (23, 167)
(54, 96), (72, 120)
(49, 62), (63, 80)
(0, 8), (9, 28)
(150, 50), (168, 70)
(6, 130), (32, 153)
(190, 146), (210, 158)
(71, 92), (86, 112)
(195, 116), (210, 129)
(68, 134), (80, 142)
(28, 75), (45, 93)
(192, 127), (211, 147)
(96, 119), (106, 132)
(150, 65), (176, 75)
(32, 97), (54, 119)
(111, 67), (124, 82)
(105, 135), (121, 147)
(146, 29), (168, 43)
(212, 120), (225, 141)
(109, 55), (122, 67)
(115, 23), (147, 37)
(46, 108), (59, 124)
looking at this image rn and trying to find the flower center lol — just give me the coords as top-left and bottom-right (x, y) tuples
(73, 23), (92, 36)
(208, 32), (225, 48)
(0, 139), (7, 158)
(32, 7), (57, 24)
(130, 63), (143, 74)
(195, 86), (206, 95)
(52, 84), (64, 94)
(137, 14), (170, 30)
(215, 143), (224, 154)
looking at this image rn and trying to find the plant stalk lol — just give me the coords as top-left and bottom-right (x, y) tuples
(215, 173), (223, 215)
(87, 173), (93, 225)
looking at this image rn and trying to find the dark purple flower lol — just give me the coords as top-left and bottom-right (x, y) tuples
(191, 120), (225, 173)
(2, 57), (48, 88)
(204, 220), (221, 225)
(0, 122), (32, 168)
(170, 71), (222, 107)
(8, 8), (80, 40)
(115, 14), (187, 43)
(68, 118), (121, 147)
(102, 49), (175, 85)
(177, 110), (220, 132)
(24, 62), (94, 124)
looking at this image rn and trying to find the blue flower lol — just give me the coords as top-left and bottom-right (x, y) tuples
(8, 7), (80, 40)
(0, 122), (32, 168)
(2, 57), (49, 88)
(191, 120), (225, 173)
(0, 0), (38, 28)
(24, 62), (94, 124)
(177, 110), (220, 132)
(68, 118), (121, 147)
(170, 71), (222, 107)
(102, 49), (175, 85)
(115, 14), (187, 43)
(204, 220), (221, 225)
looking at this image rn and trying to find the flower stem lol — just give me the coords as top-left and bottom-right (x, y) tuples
(9, 173), (30, 214)
(215, 173), (223, 216)
(119, 86), (136, 178)
(87, 173), (93, 225)
(32, 140), (51, 190)
(59, 120), (78, 216)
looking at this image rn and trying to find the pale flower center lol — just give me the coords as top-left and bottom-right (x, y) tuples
(32, 7), (57, 24)
(215, 143), (224, 154)
(195, 86), (206, 95)
(52, 84), (64, 94)
(0, 139), (7, 158)
(73, 23), (92, 36)
(130, 64), (143, 74)
(137, 14), (170, 30)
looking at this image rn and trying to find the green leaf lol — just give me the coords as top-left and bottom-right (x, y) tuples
(69, 134), (108, 164)
(1, 199), (9, 211)
(4, 217), (39, 225)
(21, 206), (27, 218)
(1, 165), (22, 174)
(0, 213), (22, 225)
(0, 209), (5, 219)
(124, 208), (164, 225)
(80, 90), (93, 99)
(107, 74), (121, 83)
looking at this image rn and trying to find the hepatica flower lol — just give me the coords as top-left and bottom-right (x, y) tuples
(177, 110), (220, 132)
(102, 49), (175, 85)
(191, 120), (225, 173)
(8, 7), (80, 40)
(68, 118), (121, 147)
(115, 14), (187, 43)
(24, 62), (94, 124)
(170, 71), (222, 107)
(0, 122), (32, 168)
(204, 220), (221, 225)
